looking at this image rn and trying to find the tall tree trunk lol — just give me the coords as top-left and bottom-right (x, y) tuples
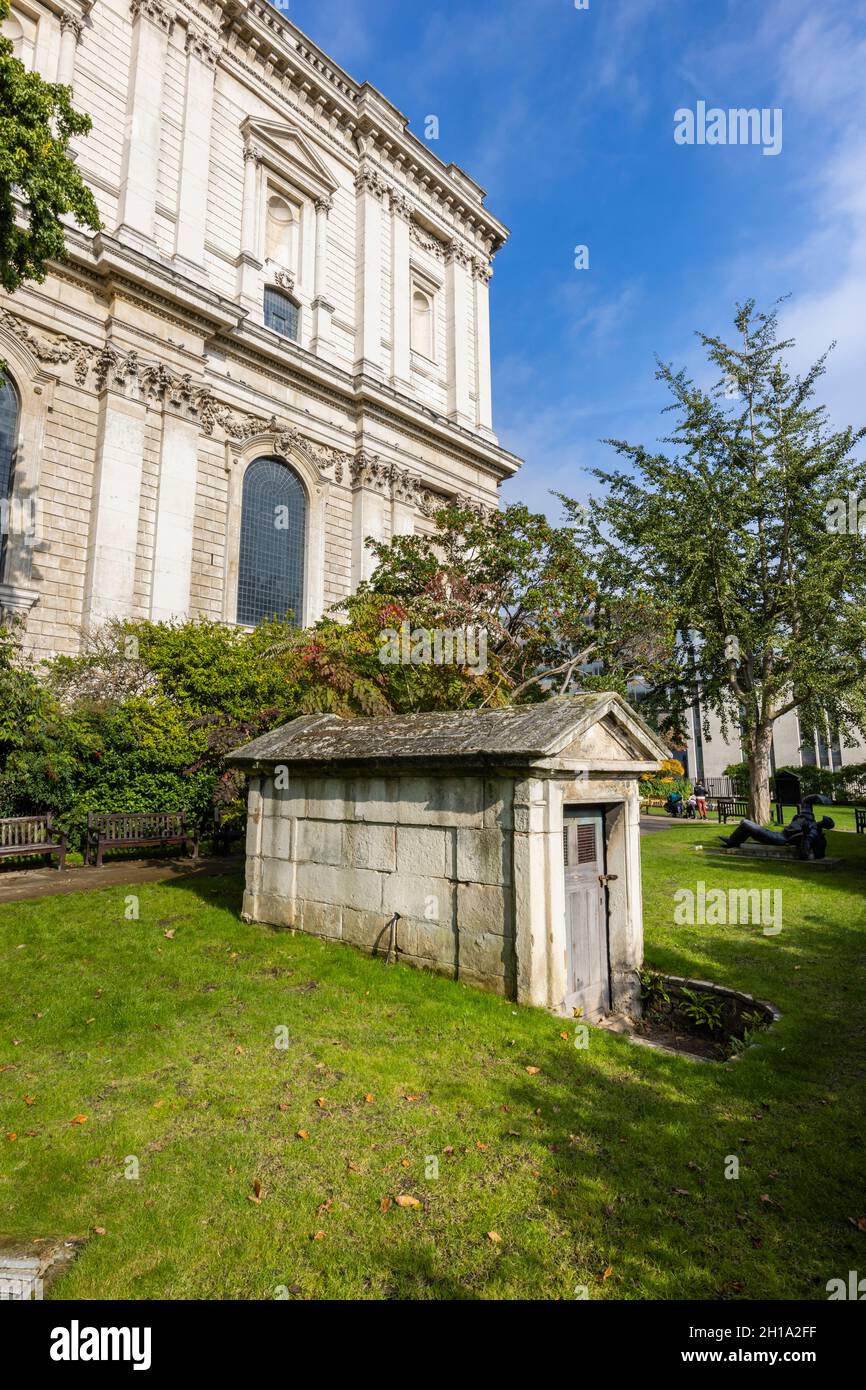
(747, 725), (773, 823)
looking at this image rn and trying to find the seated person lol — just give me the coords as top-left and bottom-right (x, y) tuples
(685, 793), (698, 819)
(719, 795), (835, 860)
(665, 790), (684, 817)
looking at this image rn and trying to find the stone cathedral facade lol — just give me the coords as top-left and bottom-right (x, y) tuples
(0, 0), (520, 658)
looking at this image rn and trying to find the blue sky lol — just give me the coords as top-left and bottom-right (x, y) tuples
(283, 0), (866, 518)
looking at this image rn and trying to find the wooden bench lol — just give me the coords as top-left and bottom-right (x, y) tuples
(86, 812), (199, 868)
(716, 797), (750, 824)
(856, 806), (866, 835)
(0, 814), (67, 869)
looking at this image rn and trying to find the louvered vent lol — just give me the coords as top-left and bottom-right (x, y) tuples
(563, 827), (569, 865)
(576, 823), (597, 864)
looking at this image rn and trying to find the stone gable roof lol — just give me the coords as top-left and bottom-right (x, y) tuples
(229, 693), (668, 769)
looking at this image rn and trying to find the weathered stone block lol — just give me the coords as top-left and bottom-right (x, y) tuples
(353, 777), (399, 823)
(276, 778), (306, 819)
(455, 827), (510, 885)
(295, 862), (383, 912)
(345, 822), (396, 872)
(253, 891), (299, 929)
(306, 777), (349, 821)
(295, 818), (343, 866)
(395, 775), (484, 828)
(458, 929), (514, 978)
(483, 778), (514, 829)
(342, 906), (391, 953)
(300, 899), (342, 940)
(457, 882), (511, 936)
(397, 915), (458, 965)
(261, 856), (291, 898)
(396, 825), (449, 878)
(261, 815), (292, 861)
(383, 872), (452, 924)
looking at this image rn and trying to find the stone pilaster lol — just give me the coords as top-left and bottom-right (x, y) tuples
(57, 10), (83, 87)
(353, 167), (387, 377)
(445, 239), (473, 425)
(116, 0), (175, 250)
(390, 193), (412, 389)
(174, 25), (219, 273)
(473, 257), (494, 434)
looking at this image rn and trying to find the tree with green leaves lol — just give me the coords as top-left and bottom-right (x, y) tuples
(0, 0), (100, 293)
(569, 300), (866, 823)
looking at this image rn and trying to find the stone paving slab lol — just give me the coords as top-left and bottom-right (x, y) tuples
(0, 855), (244, 905)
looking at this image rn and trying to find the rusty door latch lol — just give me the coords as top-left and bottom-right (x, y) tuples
(598, 874), (619, 886)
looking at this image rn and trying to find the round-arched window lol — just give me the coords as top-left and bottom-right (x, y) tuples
(0, 376), (20, 580)
(236, 457), (306, 627)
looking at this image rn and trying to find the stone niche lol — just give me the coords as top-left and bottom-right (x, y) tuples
(230, 694), (669, 1020)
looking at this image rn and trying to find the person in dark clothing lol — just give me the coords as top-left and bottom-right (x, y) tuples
(664, 790), (684, 817)
(693, 780), (708, 820)
(719, 795), (835, 860)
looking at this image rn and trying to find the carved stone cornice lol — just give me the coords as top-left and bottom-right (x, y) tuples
(0, 306), (92, 383)
(130, 0), (175, 34)
(472, 256), (493, 285)
(445, 239), (475, 271)
(390, 191), (413, 223)
(350, 451), (392, 495)
(355, 167), (390, 202)
(409, 220), (446, 261)
(59, 10), (84, 41)
(185, 24), (219, 68)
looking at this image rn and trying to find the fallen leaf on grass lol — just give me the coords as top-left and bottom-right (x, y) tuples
(92, 1227), (106, 1236)
(400, 1158), (411, 1169)
(380, 1196), (393, 1213)
(404, 1094), (421, 1102)
(163, 929), (176, 940)
(316, 1097), (328, 1109)
(487, 1231), (502, 1244)
(248, 1179), (265, 1205)
(318, 1199), (333, 1215)
(70, 1114), (88, 1125)
(476, 1142), (488, 1151)
(364, 1093), (374, 1104)
(443, 1145), (454, 1156)
(395, 1195), (421, 1208)
(600, 1265), (614, 1282)
(560, 1032), (570, 1041)
(347, 1161), (362, 1174)
(152, 1100), (165, 1109)
(278, 1103), (289, 1113)
(296, 1130), (309, 1141)
(23, 1095), (35, 1106)
(525, 1066), (540, 1075)
(311, 1231), (326, 1241)
(234, 1046), (244, 1056)
(5, 1132), (16, 1142)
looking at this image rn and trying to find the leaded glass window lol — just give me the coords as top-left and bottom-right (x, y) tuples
(237, 457), (306, 628)
(264, 287), (300, 342)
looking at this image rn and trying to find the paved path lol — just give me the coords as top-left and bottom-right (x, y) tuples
(0, 855), (243, 905)
(640, 815), (714, 834)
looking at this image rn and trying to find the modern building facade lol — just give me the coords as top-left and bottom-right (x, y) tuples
(0, 0), (520, 658)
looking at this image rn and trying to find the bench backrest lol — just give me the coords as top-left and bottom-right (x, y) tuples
(0, 814), (55, 848)
(87, 812), (189, 840)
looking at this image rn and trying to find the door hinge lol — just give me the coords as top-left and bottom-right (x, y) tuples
(598, 874), (618, 886)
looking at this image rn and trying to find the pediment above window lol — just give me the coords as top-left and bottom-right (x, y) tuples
(241, 118), (338, 203)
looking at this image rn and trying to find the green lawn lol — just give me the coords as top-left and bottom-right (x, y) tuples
(1, 825), (864, 1300)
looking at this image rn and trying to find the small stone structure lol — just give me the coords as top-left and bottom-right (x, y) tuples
(231, 694), (668, 1019)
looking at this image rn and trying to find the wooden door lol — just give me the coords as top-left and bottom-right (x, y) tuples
(563, 808), (611, 1019)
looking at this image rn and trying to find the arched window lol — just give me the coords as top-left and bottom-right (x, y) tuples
(412, 287), (434, 358)
(237, 457), (306, 627)
(264, 286), (300, 342)
(265, 194), (296, 269)
(0, 376), (20, 580)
